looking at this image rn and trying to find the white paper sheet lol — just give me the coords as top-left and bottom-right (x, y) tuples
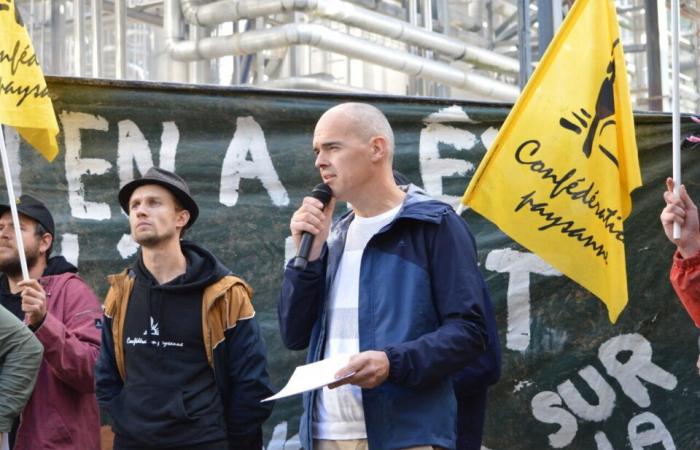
(262, 354), (354, 402)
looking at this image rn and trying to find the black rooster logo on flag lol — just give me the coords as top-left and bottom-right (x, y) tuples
(559, 39), (621, 168)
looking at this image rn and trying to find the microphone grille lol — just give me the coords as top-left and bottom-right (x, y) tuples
(311, 183), (333, 205)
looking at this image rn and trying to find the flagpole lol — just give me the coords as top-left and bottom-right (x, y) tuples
(672, 0), (681, 240)
(0, 127), (30, 280)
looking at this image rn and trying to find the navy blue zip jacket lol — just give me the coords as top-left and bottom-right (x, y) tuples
(278, 188), (490, 450)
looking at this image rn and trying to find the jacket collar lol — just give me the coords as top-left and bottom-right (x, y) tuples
(333, 184), (451, 234)
(326, 185), (451, 279)
(108, 267), (249, 314)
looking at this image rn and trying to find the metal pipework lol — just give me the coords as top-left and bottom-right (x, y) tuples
(114, 0), (127, 78)
(164, 0), (189, 82)
(91, 0), (103, 77)
(262, 76), (379, 93)
(169, 23), (520, 101)
(178, 0), (520, 74)
(74, 0), (85, 76)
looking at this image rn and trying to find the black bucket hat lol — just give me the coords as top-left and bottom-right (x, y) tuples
(0, 195), (55, 236)
(118, 167), (199, 228)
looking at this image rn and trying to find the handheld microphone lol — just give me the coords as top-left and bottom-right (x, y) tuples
(292, 183), (333, 270)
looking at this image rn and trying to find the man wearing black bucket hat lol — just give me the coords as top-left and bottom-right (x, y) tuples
(96, 167), (274, 450)
(0, 194), (103, 450)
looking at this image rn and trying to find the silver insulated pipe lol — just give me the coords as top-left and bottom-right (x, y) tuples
(178, 0), (520, 74)
(169, 23), (520, 101)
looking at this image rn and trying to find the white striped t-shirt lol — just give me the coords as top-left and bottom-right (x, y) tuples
(312, 204), (401, 440)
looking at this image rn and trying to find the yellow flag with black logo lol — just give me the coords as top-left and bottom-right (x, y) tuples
(0, 0), (59, 161)
(461, 0), (641, 322)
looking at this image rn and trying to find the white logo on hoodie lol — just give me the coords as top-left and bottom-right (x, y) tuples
(143, 317), (159, 336)
(126, 317), (183, 349)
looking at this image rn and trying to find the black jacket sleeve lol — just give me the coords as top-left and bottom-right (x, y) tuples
(277, 251), (327, 350)
(224, 314), (275, 449)
(94, 314), (123, 406)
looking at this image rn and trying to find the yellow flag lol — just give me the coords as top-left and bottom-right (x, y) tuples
(0, 1), (59, 161)
(461, 0), (641, 323)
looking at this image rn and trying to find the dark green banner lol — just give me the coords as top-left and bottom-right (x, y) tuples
(3, 77), (696, 449)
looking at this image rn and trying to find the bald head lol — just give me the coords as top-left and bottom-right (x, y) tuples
(318, 103), (395, 158)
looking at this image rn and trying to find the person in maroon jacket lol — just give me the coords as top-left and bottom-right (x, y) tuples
(0, 195), (102, 449)
(660, 178), (700, 374)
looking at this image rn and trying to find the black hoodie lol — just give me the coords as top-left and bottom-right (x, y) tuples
(112, 241), (232, 449)
(0, 256), (78, 320)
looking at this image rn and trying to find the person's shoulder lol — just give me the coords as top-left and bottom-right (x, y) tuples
(41, 271), (81, 289)
(45, 271), (96, 287)
(47, 272), (102, 301)
(221, 273), (251, 288)
(401, 191), (455, 223)
(206, 273), (253, 298)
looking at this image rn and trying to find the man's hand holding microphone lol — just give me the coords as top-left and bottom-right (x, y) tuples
(290, 183), (335, 269)
(289, 183), (390, 389)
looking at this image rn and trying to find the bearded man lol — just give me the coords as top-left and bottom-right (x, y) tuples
(0, 194), (102, 450)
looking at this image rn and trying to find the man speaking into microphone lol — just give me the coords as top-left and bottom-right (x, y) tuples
(278, 102), (493, 450)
